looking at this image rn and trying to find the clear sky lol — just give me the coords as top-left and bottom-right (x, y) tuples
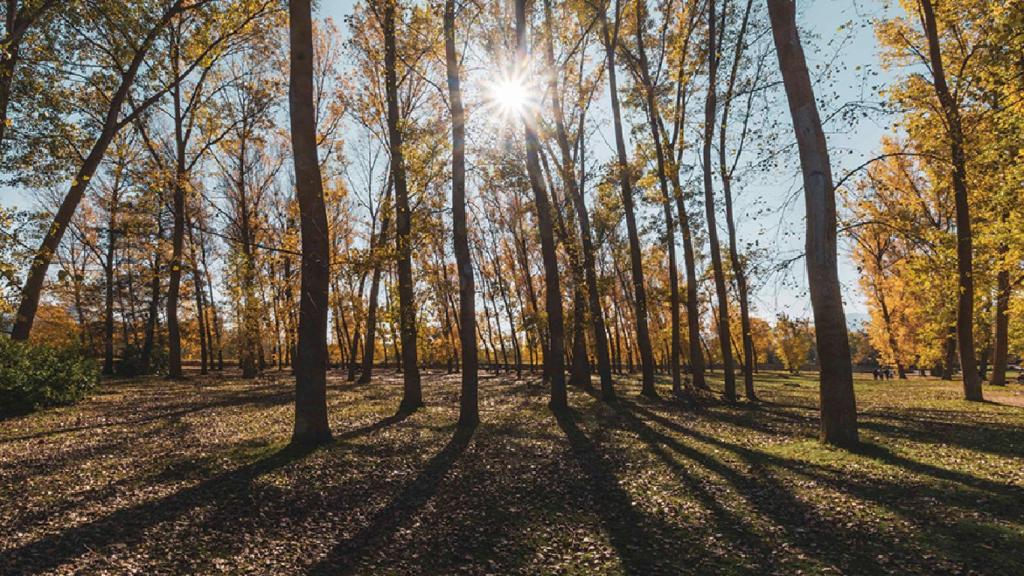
(2, 0), (902, 323)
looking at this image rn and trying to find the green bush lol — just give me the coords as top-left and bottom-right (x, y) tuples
(0, 337), (99, 413)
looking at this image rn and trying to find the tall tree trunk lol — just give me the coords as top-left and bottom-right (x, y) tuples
(767, 0), (858, 446)
(166, 28), (187, 379)
(661, 0), (707, 390)
(544, 0), (612, 397)
(382, 0), (422, 411)
(719, 0), (756, 400)
(599, 0), (656, 397)
(448, 0), (479, 426)
(634, 0), (682, 396)
(516, 0), (566, 410)
(701, 0), (737, 402)
(289, 0), (332, 445)
(919, 0), (982, 401)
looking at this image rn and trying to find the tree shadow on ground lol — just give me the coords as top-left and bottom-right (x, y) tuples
(0, 405), (415, 575)
(305, 424), (476, 576)
(555, 407), (758, 574)
(620, 399), (1024, 575)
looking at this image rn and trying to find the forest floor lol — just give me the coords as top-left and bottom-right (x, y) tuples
(1, 368), (1023, 575)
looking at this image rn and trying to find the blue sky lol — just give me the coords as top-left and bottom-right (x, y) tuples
(2, 0), (902, 321)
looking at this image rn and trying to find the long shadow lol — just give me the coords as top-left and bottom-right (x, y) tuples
(0, 442), (317, 574)
(2, 405), (415, 569)
(306, 424), (476, 576)
(554, 409), (738, 575)
(610, 400), (960, 574)
(624, 401), (1022, 574)
(333, 408), (413, 443)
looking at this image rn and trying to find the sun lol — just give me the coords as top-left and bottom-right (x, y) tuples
(482, 70), (538, 126)
(490, 77), (530, 117)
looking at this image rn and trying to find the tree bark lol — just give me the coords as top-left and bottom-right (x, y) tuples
(634, 0), (682, 396)
(598, 0), (656, 397)
(516, 0), (566, 410)
(446, 0), (477, 424)
(382, 0), (422, 411)
(702, 0), (737, 402)
(767, 0), (858, 446)
(919, 0), (982, 401)
(719, 0), (757, 400)
(289, 0), (332, 445)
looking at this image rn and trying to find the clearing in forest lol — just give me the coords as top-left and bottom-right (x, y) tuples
(1, 371), (1022, 575)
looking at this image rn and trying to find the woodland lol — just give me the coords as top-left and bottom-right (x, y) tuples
(0, 0), (1022, 574)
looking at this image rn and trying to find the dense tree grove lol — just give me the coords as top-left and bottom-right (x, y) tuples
(0, 0), (1021, 449)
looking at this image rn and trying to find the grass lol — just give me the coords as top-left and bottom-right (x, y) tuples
(1, 368), (1022, 575)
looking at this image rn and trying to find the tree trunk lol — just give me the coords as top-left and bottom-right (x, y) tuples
(634, 0), (682, 396)
(702, 0), (737, 402)
(599, 0), (656, 397)
(288, 0), (332, 445)
(919, 0), (982, 401)
(991, 266), (1010, 386)
(166, 28), (186, 379)
(767, 0), (858, 447)
(516, 0), (566, 410)
(544, 0), (612, 397)
(382, 0), (423, 411)
(719, 0), (756, 400)
(359, 183), (393, 384)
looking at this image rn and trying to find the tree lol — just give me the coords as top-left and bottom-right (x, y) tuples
(516, 0), (566, 410)
(445, 0), (478, 427)
(288, 0), (332, 445)
(718, 0), (757, 401)
(701, 0), (738, 402)
(773, 314), (814, 374)
(918, 0), (982, 401)
(767, 0), (858, 447)
(379, 0), (422, 412)
(596, 0), (656, 397)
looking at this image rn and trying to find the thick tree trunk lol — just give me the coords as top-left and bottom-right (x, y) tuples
(702, 0), (737, 402)
(516, 0), (566, 410)
(919, 0), (982, 401)
(767, 0), (858, 447)
(599, 0), (656, 397)
(288, 0), (332, 445)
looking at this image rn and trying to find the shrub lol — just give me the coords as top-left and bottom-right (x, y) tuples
(116, 344), (166, 377)
(0, 337), (99, 413)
